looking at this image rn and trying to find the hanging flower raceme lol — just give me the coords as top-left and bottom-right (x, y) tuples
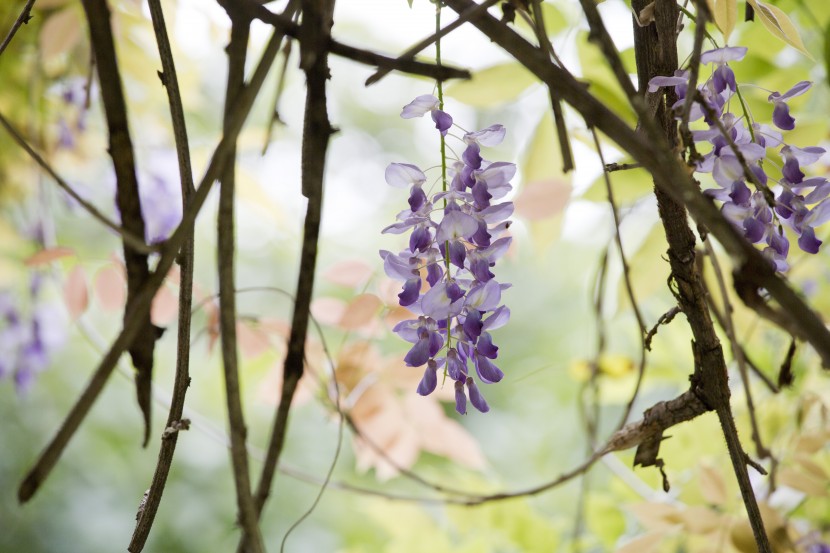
(381, 94), (513, 414)
(649, 47), (829, 272)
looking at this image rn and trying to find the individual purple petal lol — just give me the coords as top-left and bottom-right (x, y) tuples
(743, 217), (766, 243)
(729, 181), (751, 206)
(446, 348), (467, 380)
(483, 236), (512, 263)
(466, 377), (489, 413)
(647, 75), (688, 93)
(713, 65), (736, 93)
(393, 318), (421, 342)
(428, 329), (444, 357)
(482, 305), (510, 330)
(431, 109), (453, 136)
(471, 181), (492, 208)
(421, 281), (464, 319)
(401, 94), (438, 118)
(463, 309), (483, 341)
(426, 262), (443, 286)
(789, 145), (826, 165)
(462, 143), (483, 169)
(783, 156), (804, 184)
(417, 360), (438, 395)
(448, 240), (466, 268)
(471, 220), (491, 248)
(454, 379), (467, 415)
(769, 228), (789, 257)
(477, 162), (516, 189)
(713, 155), (743, 188)
(752, 123), (783, 148)
(798, 226), (822, 254)
(436, 210), (478, 242)
(404, 332), (431, 367)
(408, 185), (427, 212)
(380, 250), (417, 280)
(806, 198), (830, 228)
(778, 80), (812, 101)
(385, 163), (427, 188)
(700, 46), (747, 64)
(446, 280), (465, 302)
(804, 181), (830, 204)
(469, 252), (495, 282)
(464, 124), (506, 147)
(409, 225), (431, 252)
(466, 279), (501, 311)
(398, 277), (422, 307)
(772, 101), (795, 130)
(476, 331), (499, 359)
(474, 353), (504, 383)
(479, 202), (514, 224)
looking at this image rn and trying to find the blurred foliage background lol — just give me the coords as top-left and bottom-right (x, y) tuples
(1, 0), (830, 551)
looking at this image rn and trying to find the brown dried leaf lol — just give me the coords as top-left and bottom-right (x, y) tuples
(24, 246), (74, 266)
(63, 265), (88, 320)
(615, 531), (665, 553)
(699, 464), (728, 506)
(777, 467), (829, 497)
(39, 7), (83, 63)
(628, 502), (683, 530)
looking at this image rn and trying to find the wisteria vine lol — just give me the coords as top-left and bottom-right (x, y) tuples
(380, 93), (514, 414)
(649, 46), (829, 271)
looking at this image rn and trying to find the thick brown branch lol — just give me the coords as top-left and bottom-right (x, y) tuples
(218, 20), (267, 553)
(81, 0), (158, 446)
(240, 1), (335, 551)
(631, 1), (770, 549)
(128, 0), (197, 549)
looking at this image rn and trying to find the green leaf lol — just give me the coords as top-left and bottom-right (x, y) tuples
(746, 0), (813, 58)
(444, 62), (538, 107)
(577, 32), (636, 125)
(825, 21), (830, 89)
(710, 0), (738, 41)
(582, 167), (653, 204)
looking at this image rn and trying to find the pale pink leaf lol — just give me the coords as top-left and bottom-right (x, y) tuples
(514, 178), (571, 221)
(94, 264), (126, 311)
(150, 285), (179, 326)
(323, 259), (374, 288)
(25, 246), (74, 266)
(310, 297), (347, 327)
(63, 265), (88, 320)
(339, 293), (382, 330)
(237, 321), (272, 359)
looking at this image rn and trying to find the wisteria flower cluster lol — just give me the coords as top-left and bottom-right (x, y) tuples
(649, 46), (830, 271)
(0, 274), (67, 392)
(381, 94), (513, 414)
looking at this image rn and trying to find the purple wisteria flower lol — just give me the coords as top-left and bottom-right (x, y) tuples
(648, 47), (829, 271)
(0, 275), (67, 393)
(382, 96), (513, 414)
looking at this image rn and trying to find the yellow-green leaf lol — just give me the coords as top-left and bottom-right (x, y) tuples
(444, 62), (538, 107)
(711, 0), (737, 42)
(746, 0), (812, 58)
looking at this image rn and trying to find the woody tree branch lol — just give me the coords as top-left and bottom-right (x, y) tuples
(80, 0), (159, 446)
(629, 1), (770, 550)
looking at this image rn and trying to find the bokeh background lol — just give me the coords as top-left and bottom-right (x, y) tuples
(1, 0), (830, 551)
